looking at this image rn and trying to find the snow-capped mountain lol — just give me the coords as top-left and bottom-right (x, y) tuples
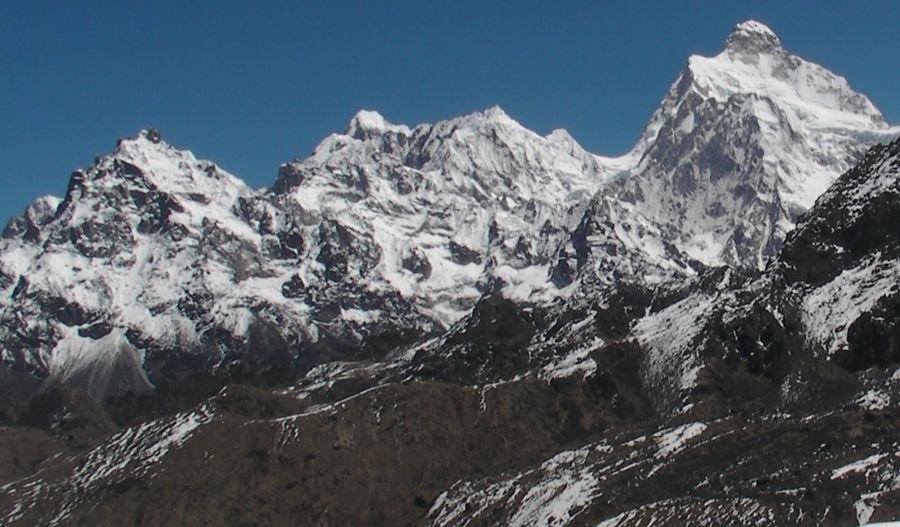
(0, 133), (280, 401)
(0, 20), (896, 405)
(0, 111), (628, 402)
(601, 20), (897, 273)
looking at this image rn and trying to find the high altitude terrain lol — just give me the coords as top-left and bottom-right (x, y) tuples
(1, 20), (899, 526)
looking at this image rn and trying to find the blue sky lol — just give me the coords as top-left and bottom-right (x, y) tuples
(1, 1), (898, 223)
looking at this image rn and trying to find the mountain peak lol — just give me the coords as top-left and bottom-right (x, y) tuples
(545, 128), (574, 143)
(482, 105), (510, 120)
(114, 128), (171, 156)
(139, 128), (163, 144)
(348, 109), (388, 130)
(724, 20), (782, 56)
(626, 18), (895, 272)
(681, 21), (888, 131)
(346, 109), (409, 139)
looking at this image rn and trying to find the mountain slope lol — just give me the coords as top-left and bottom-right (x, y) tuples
(410, 135), (900, 527)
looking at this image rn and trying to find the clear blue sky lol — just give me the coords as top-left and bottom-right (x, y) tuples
(2, 1), (898, 223)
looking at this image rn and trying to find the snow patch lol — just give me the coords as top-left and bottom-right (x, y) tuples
(654, 422), (708, 458)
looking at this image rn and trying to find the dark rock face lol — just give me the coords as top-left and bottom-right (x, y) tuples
(315, 220), (381, 280)
(447, 240), (482, 265)
(401, 247), (432, 278)
(414, 295), (539, 384)
(710, 301), (796, 383)
(844, 291), (900, 371)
